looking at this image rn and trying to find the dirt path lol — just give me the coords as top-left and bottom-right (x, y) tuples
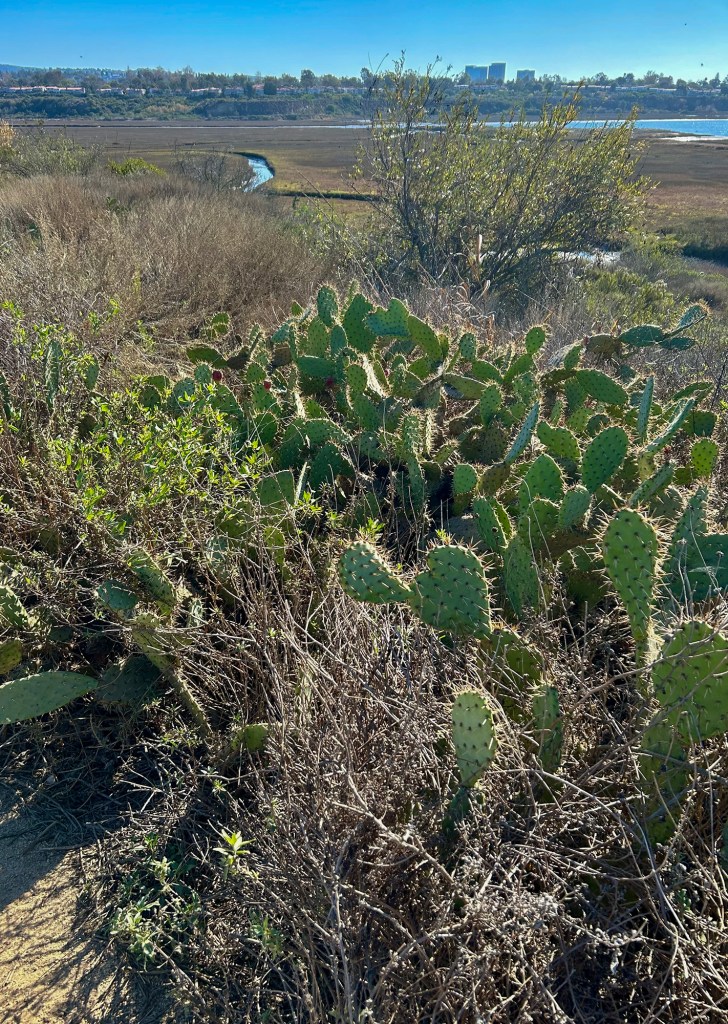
(0, 788), (171, 1024)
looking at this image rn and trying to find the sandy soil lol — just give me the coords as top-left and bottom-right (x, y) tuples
(0, 788), (171, 1024)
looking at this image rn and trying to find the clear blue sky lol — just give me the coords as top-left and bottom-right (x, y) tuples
(1, 0), (726, 80)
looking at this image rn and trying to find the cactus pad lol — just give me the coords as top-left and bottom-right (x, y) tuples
(601, 510), (659, 650)
(451, 691), (497, 787)
(411, 545), (492, 636)
(691, 438), (719, 479)
(453, 463), (479, 496)
(504, 402), (540, 464)
(0, 639), (23, 675)
(0, 671), (98, 724)
(558, 486), (591, 528)
(339, 542), (411, 604)
(531, 683), (563, 772)
(574, 369), (628, 406)
(581, 426), (628, 493)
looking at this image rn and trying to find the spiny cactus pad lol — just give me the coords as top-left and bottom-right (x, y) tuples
(651, 620), (728, 742)
(691, 438), (719, 478)
(451, 690), (497, 787)
(0, 585), (29, 629)
(0, 639), (23, 675)
(574, 369), (628, 406)
(581, 427), (628, 493)
(0, 671), (98, 724)
(601, 510), (659, 648)
(531, 683), (563, 772)
(411, 545), (492, 636)
(452, 463), (479, 496)
(339, 542), (411, 604)
(558, 486), (591, 528)
(504, 402), (540, 464)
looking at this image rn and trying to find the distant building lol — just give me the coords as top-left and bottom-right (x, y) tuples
(516, 69), (535, 82)
(488, 62), (506, 82)
(465, 65), (489, 83)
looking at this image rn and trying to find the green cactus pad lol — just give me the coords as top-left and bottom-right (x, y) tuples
(443, 373), (490, 400)
(691, 438), (719, 478)
(525, 326), (547, 355)
(408, 315), (442, 359)
(96, 579), (139, 617)
(480, 461), (511, 496)
(504, 402), (540, 464)
(316, 285), (339, 327)
(645, 398), (695, 456)
(684, 409), (717, 438)
(651, 620), (728, 742)
(628, 463), (675, 509)
(562, 343), (582, 371)
(518, 453), (564, 510)
(479, 384), (503, 422)
(458, 332), (477, 360)
(531, 683), (563, 772)
(470, 359), (502, 384)
(636, 376), (654, 442)
(581, 426), (628, 493)
(453, 463), (479, 496)
(339, 542), (411, 604)
(0, 639), (23, 675)
(309, 444), (355, 489)
(503, 535), (541, 617)
(125, 549), (176, 616)
(411, 545), (492, 637)
(451, 690), (497, 787)
(517, 499), (560, 554)
(366, 299), (410, 338)
(0, 671), (98, 724)
(558, 486), (591, 528)
(0, 585), (30, 629)
(342, 293), (376, 352)
(458, 422), (510, 465)
(97, 655), (162, 706)
(536, 421), (581, 464)
(473, 497), (509, 553)
(619, 324), (664, 346)
(601, 510), (658, 649)
(574, 369), (628, 406)
(257, 470), (296, 507)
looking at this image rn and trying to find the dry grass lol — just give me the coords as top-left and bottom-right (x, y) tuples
(0, 171), (327, 366)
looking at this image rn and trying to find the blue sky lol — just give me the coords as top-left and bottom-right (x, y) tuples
(1, 0), (726, 79)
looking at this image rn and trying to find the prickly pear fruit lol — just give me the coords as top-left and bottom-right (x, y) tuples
(339, 542), (411, 604)
(451, 690), (497, 787)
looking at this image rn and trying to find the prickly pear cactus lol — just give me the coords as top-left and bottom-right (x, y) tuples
(0, 671), (98, 724)
(411, 545), (492, 637)
(601, 510), (659, 663)
(0, 639), (23, 675)
(339, 542), (411, 604)
(451, 690), (497, 787)
(581, 427), (628, 493)
(531, 683), (563, 772)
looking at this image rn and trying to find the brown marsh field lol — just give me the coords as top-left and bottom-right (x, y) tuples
(14, 118), (728, 252)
